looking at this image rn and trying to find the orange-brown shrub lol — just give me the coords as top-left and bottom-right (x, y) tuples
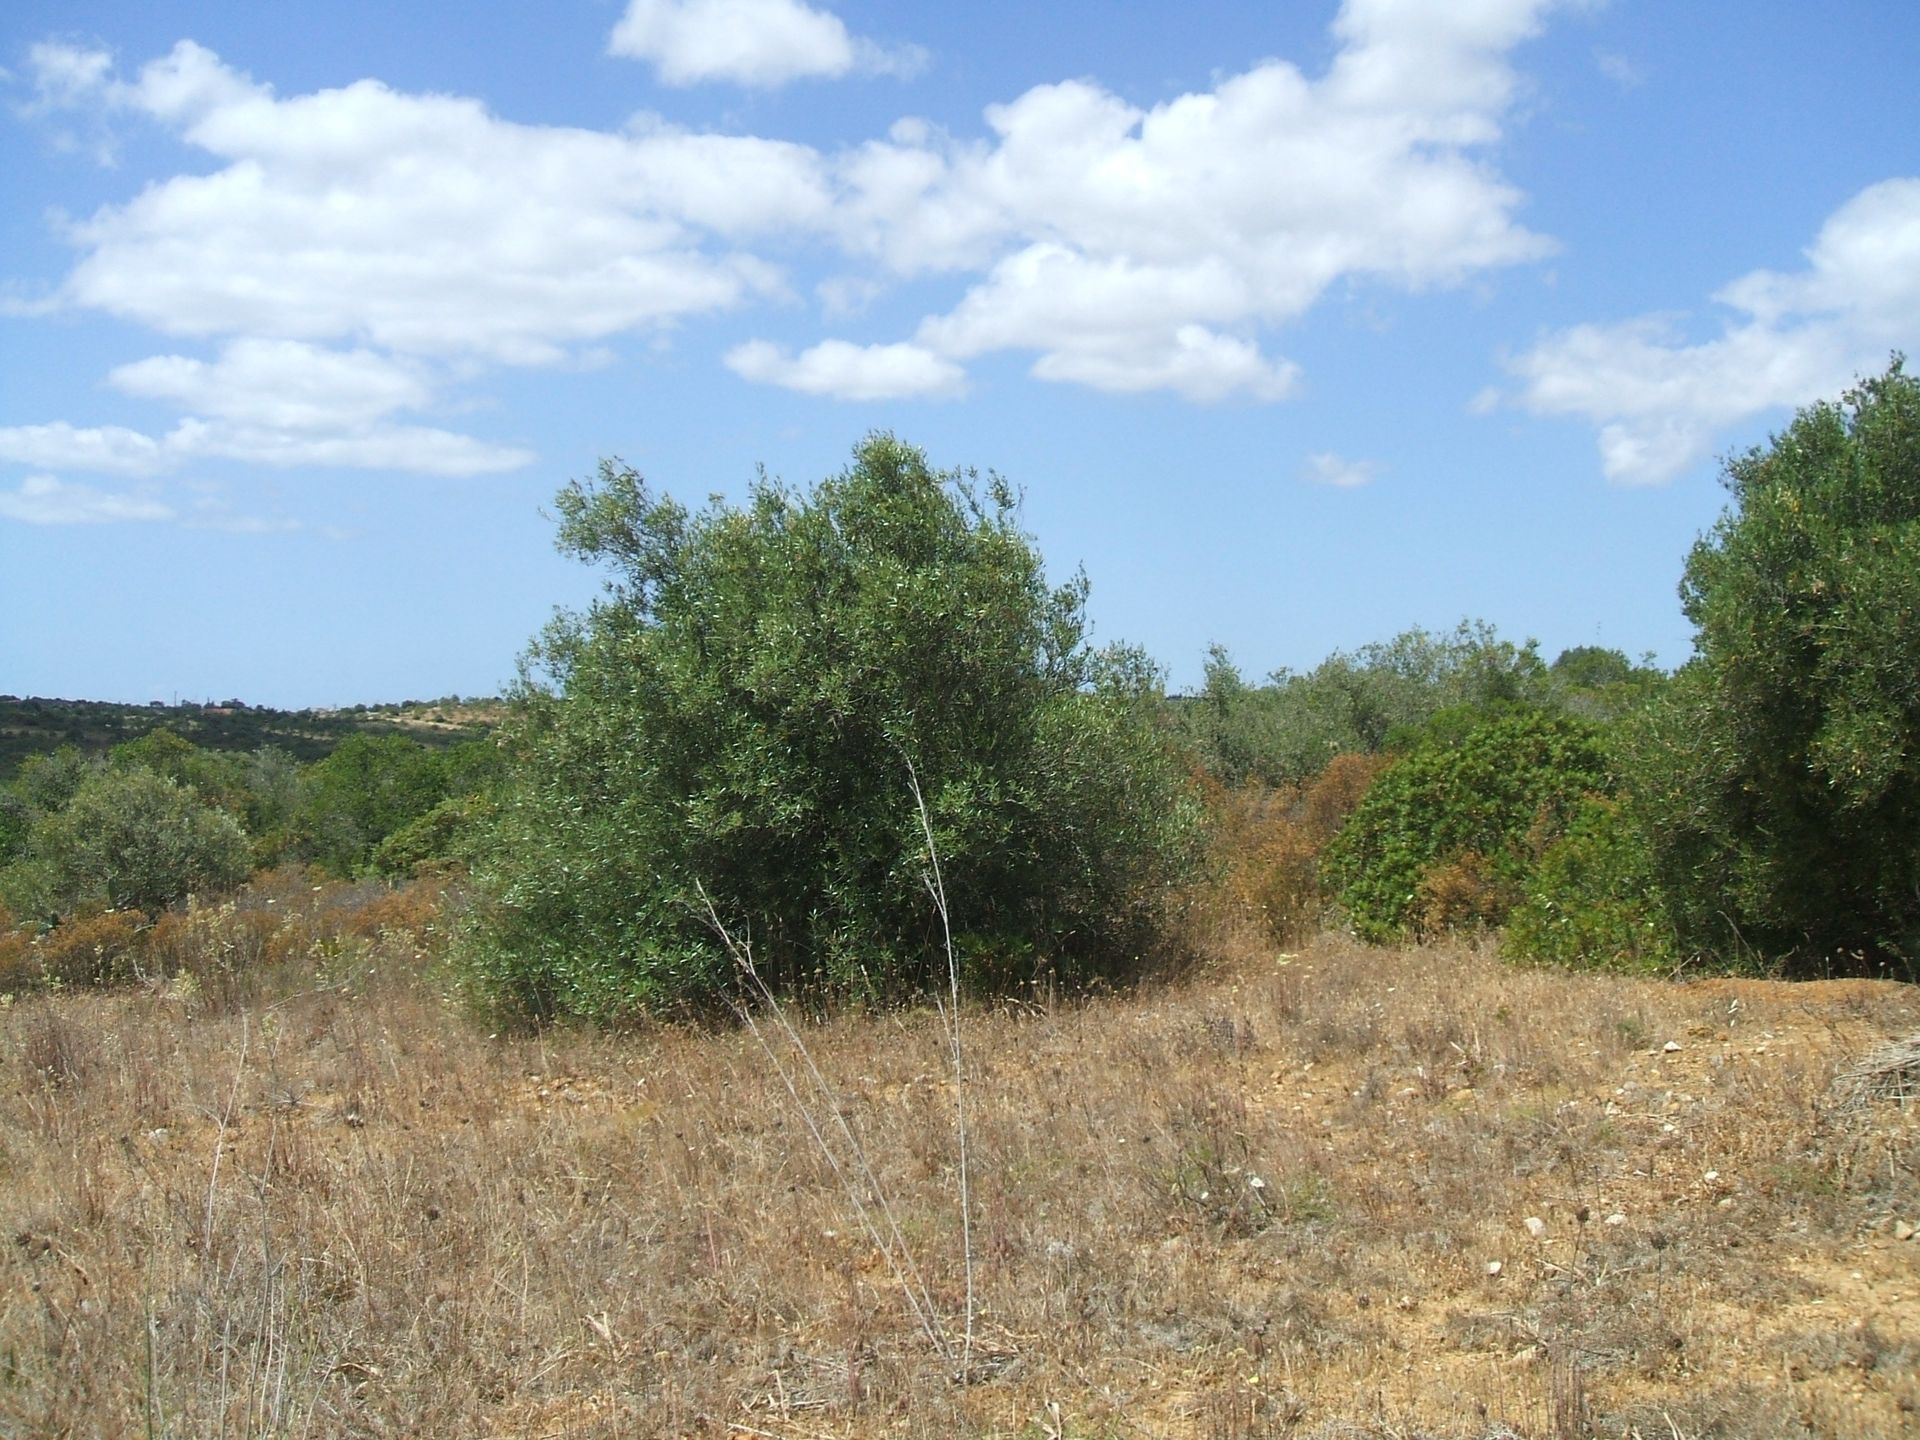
(37, 910), (146, 987)
(1414, 850), (1511, 937)
(341, 879), (445, 946)
(1301, 751), (1390, 840)
(0, 925), (36, 993)
(1203, 752), (1390, 944)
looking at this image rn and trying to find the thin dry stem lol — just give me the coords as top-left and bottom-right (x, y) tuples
(905, 758), (975, 1381)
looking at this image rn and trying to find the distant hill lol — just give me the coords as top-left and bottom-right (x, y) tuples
(0, 695), (503, 781)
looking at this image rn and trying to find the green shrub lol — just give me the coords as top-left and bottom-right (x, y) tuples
(296, 735), (504, 877)
(1321, 705), (1609, 943)
(1505, 796), (1677, 974)
(4, 768), (251, 919)
(370, 792), (494, 878)
(459, 435), (1205, 1020)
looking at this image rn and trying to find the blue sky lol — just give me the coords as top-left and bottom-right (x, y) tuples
(3, 0), (1916, 707)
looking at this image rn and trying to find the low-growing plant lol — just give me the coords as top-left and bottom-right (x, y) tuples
(34, 908), (146, 987)
(1202, 751), (1388, 944)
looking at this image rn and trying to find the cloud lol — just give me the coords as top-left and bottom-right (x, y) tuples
(608, 0), (925, 87)
(1502, 178), (1920, 483)
(40, 43), (829, 365)
(724, 339), (965, 400)
(19, 41), (116, 114)
(1302, 452), (1381, 488)
(0, 423), (166, 475)
(15, 1), (1566, 439)
(109, 339), (430, 430)
(0, 409), (531, 479)
(0, 474), (173, 524)
(1594, 50), (1646, 89)
(810, 0), (1561, 401)
(5, 338), (529, 479)
(165, 417), (533, 475)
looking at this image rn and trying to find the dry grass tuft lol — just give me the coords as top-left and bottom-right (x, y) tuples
(1, 883), (1917, 1438)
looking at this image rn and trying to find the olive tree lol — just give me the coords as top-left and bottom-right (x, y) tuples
(1632, 359), (1920, 974)
(461, 435), (1204, 1019)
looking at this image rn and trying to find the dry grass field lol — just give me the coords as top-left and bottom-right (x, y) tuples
(2, 876), (1916, 1439)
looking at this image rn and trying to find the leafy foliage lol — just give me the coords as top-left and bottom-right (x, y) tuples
(2, 767), (251, 919)
(299, 735), (500, 877)
(461, 435), (1206, 1020)
(1547, 646), (1668, 722)
(1504, 795), (1677, 974)
(1321, 705), (1610, 943)
(1624, 361), (1920, 974)
(1181, 621), (1555, 787)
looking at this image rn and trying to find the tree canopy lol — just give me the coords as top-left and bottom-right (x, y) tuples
(460, 435), (1204, 1019)
(1631, 359), (1920, 974)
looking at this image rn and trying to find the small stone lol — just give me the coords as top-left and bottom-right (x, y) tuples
(1605, 1213), (1627, 1227)
(1486, 1260), (1503, 1277)
(1704, 1170), (1720, 1182)
(1524, 1216), (1547, 1240)
(1894, 1220), (1917, 1242)
(1663, 1040), (1682, 1053)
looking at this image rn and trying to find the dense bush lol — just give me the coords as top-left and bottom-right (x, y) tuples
(2, 768), (251, 920)
(1631, 360), (1920, 975)
(1182, 621), (1555, 787)
(1504, 795), (1676, 974)
(460, 435), (1206, 1020)
(1321, 705), (1609, 943)
(300, 735), (502, 877)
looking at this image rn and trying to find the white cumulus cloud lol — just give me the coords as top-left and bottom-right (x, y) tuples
(811, 0), (1561, 401)
(37, 42), (828, 364)
(109, 339), (431, 431)
(0, 423), (166, 475)
(1503, 177), (1920, 484)
(13, 2), (1573, 445)
(608, 0), (924, 87)
(724, 339), (965, 400)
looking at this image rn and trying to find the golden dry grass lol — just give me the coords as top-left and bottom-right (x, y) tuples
(2, 884), (1916, 1439)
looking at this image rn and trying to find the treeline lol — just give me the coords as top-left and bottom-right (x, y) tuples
(0, 694), (496, 782)
(1175, 626), (1667, 961)
(4, 362), (1915, 1010)
(0, 728), (502, 925)
(1195, 362), (1920, 982)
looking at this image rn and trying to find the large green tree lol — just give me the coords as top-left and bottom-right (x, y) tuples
(1633, 359), (1920, 974)
(460, 435), (1204, 1019)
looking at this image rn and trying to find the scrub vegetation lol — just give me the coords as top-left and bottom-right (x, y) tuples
(2, 364), (1917, 1437)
